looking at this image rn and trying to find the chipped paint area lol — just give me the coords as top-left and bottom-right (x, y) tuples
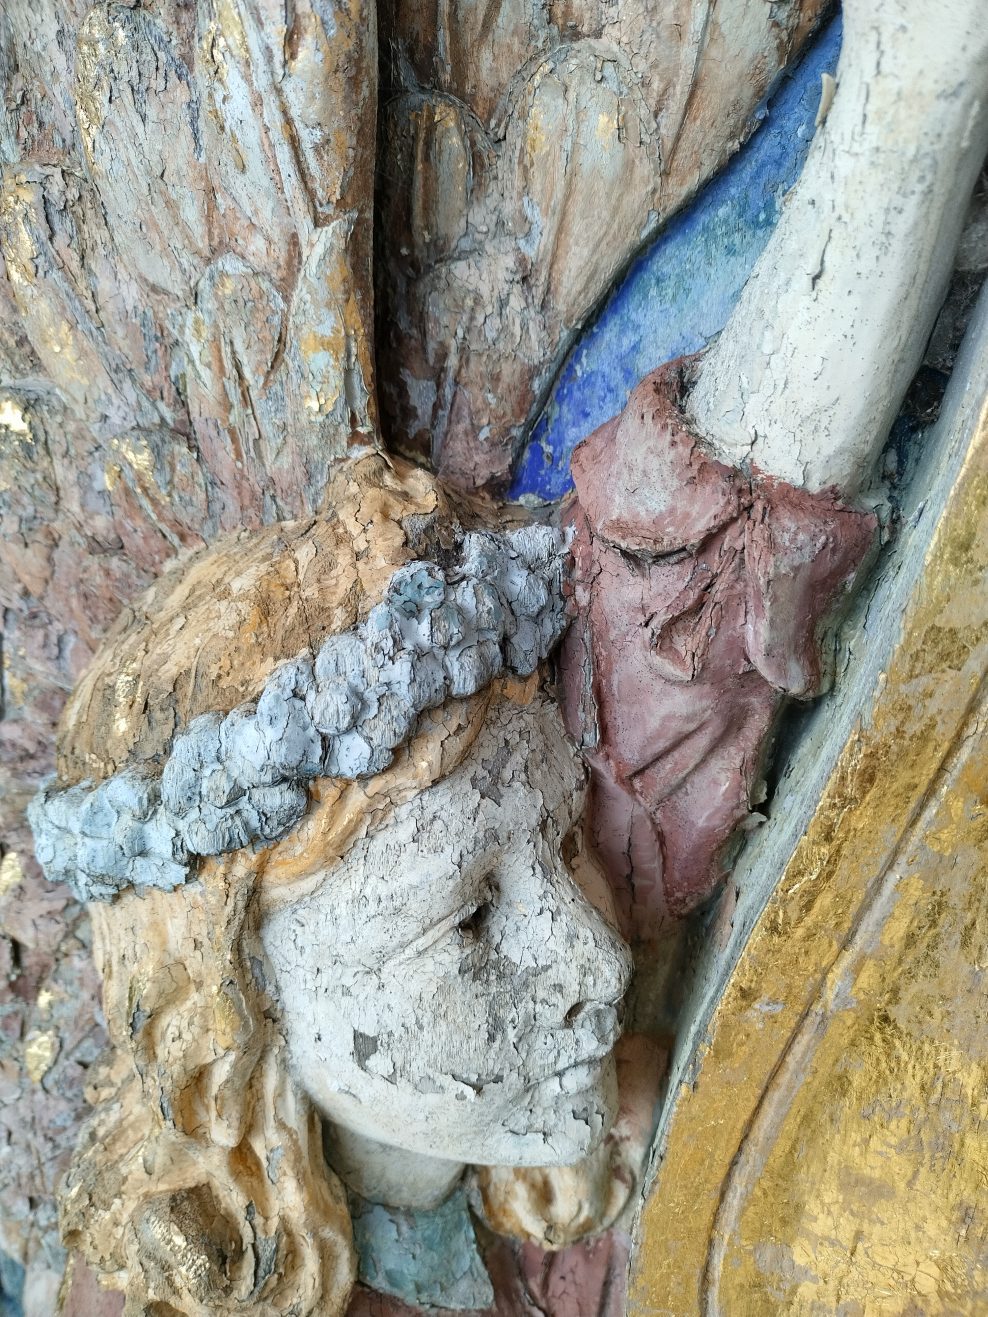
(24, 1031), (59, 1084)
(31, 519), (569, 901)
(0, 852), (24, 900)
(510, 16), (841, 502)
(0, 398), (31, 438)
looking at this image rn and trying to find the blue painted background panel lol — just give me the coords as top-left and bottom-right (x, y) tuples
(509, 16), (842, 503)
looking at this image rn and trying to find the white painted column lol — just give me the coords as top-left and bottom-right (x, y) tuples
(688, 0), (988, 496)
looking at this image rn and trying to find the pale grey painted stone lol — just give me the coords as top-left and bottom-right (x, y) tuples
(261, 696), (631, 1172)
(689, 0), (988, 495)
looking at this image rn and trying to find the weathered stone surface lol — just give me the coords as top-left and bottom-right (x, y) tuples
(0, 0), (378, 868)
(41, 461), (632, 1314)
(263, 692), (630, 1175)
(688, 0), (988, 495)
(0, 855), (104, 1309)
(1, 2), (378, 1293)
(59, 1256), (124, 1317)
(471, 1032), (665, 1251)
(509, 17), (843, 503)
(375, 0), (830, 490)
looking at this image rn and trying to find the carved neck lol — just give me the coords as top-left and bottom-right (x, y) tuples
(325, 1123), (465, 1210)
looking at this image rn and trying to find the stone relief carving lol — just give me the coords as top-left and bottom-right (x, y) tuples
(30, 522), (570, 901)
(558, 0), (988, 973)
(560, 360), (878, 924)
(374, 0), (830, 489)
(262, 693), (630, 1171)
(1, 0), (987, 1311)
(34, 458), (646, 1313)
(0, 2), (831, 1304)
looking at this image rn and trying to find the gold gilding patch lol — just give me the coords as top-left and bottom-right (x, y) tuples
(215, 0), (249, 61)
(212, 987), (242, 1051)
(24, 1030), (59, 1084)
(630, 401), (988, 1312)
(596, 111), (617, 145)
(0, 397), (31, 438)
(0, 852), (24, 900)
(523, 66), (554, 164)
(714, 730), (988, 1311)
(106, 435), (160, 499)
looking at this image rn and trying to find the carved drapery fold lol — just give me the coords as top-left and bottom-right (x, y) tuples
(561, 359), (877, 918)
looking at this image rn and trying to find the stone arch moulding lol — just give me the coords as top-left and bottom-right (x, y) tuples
(629, 292), (988, 1315)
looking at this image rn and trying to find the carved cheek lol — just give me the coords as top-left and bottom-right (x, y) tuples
(354, 943), (553, 1099)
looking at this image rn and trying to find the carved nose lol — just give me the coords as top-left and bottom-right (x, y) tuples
(560, 894), (633, 1008)
(526, 836), (633, 1005)
(563, 1001), (622, 1046)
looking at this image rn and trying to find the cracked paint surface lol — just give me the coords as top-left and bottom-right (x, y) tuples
(375, 0), (828, 490)
(30, 522), (568, 902)
(262, 694), (631, 1168)
(510, 15), (842, 504)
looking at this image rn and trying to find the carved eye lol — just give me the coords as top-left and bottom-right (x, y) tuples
(457, 901), (491, 940)
(456, 880), (498, 941)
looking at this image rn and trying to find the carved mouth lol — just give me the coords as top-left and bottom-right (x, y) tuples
(549, 1053), (616, 1097)
(528, 1040), (617, 1090)
(520, 1003), (622, 1089)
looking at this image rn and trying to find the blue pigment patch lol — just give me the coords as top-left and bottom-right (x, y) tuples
(508, 15), (842, 504)
(0, 1252), (24, 1317)
(351, 1187), (494, 1310)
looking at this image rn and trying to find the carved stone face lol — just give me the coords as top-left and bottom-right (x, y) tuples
(261, 694), (632, 1167)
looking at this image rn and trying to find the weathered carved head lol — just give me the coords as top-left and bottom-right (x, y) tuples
(262, 689), (631, 1172)
(34, 457), (630, 1315)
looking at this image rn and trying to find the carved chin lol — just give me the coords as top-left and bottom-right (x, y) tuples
(326, 1053), (620, 1170)
(484, 1052), (620, 1169)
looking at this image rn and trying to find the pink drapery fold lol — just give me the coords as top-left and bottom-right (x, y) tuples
(561, 359), (877, 919)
